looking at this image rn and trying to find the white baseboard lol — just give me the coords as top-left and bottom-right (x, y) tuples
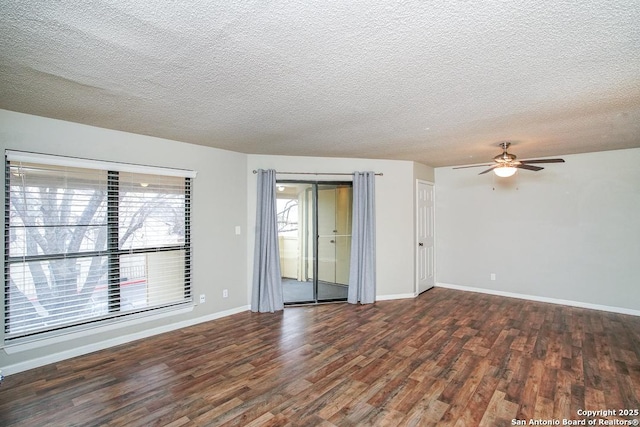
(8, 284), (636, 375)
(377, 293), (415, 301)
(436, 283), (640, 317)
(1, 305), (250, 376)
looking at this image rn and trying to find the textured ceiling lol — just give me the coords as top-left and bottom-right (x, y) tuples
(1, 1), (639, 167)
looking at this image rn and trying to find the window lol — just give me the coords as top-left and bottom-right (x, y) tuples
(4, 151), (195, 341)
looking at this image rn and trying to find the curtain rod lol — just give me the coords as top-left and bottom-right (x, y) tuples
(252, 170), (383, 176)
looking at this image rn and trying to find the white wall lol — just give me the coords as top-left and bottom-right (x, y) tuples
(0, 110), (249, 373)
(435, 148), (640, 313)
(0, 110), (434, 374)
(4, 108), (635, 376)
(247, 155), (431, 300)
(414, 161), (435, 183)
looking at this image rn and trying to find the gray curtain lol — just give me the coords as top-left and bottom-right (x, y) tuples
(251, 169), (284, 313)
(348, 171), (376, 304)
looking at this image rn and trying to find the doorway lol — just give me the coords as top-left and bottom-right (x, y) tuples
(416, 180), (435, 294)
(276, 181), (352, 304)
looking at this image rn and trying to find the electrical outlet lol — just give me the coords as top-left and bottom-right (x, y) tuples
(490, 273), (496, 281)
(199, 294), (206, 303)
(223, 289), (229, 298)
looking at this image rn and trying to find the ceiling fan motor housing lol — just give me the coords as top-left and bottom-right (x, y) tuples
(452, 141), (565, 175)
(495, 142), (518, 165)
(494, 152), (517, 164)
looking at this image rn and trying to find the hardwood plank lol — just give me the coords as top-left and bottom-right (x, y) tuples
(316, 379), (369, 420)
(439, 357), (490, 424)
(454, 370), (500, 427)
(552, 367), (572, 420)
(479, 390), (519, 427)
(517, 358), (545, 420)
(397, 378), (449, 426)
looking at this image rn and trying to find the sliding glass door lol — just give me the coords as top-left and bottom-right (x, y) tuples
(277, 183), (314, 303)
(317, 184), (352, 302)
(277, 182), (352, 304)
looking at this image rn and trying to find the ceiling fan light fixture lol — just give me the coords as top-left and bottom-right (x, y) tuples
(493, 166), (517, 178)
(453, 142), (564, 176)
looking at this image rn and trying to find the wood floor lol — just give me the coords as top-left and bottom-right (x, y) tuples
(1, 288), (639, 426)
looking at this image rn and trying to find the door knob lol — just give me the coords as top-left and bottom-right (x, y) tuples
(330, 240), (335, 243)
(418, 242), (424, 246)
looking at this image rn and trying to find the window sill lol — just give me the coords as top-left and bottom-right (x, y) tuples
(3, 303), (195, 354)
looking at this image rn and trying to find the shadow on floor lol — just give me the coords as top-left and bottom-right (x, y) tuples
(282, 278), (348, 303)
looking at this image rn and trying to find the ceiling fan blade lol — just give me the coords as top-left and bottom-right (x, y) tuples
(478, 165), (498, 175)
(520, 158), (565, 164)
(452, 164), (493, 169)
(517, 164), (544, 172)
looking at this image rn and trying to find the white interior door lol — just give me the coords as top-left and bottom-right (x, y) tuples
(416, 180), (435, 294)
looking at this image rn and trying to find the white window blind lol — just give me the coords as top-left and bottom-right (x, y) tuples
(5, 151), (194, 341)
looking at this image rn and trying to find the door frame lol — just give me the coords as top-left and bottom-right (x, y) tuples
(415, 179), (435, 295)
(277, 180), (353, 305)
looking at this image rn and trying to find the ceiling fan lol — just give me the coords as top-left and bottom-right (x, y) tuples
(454, 142), (565, 177)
